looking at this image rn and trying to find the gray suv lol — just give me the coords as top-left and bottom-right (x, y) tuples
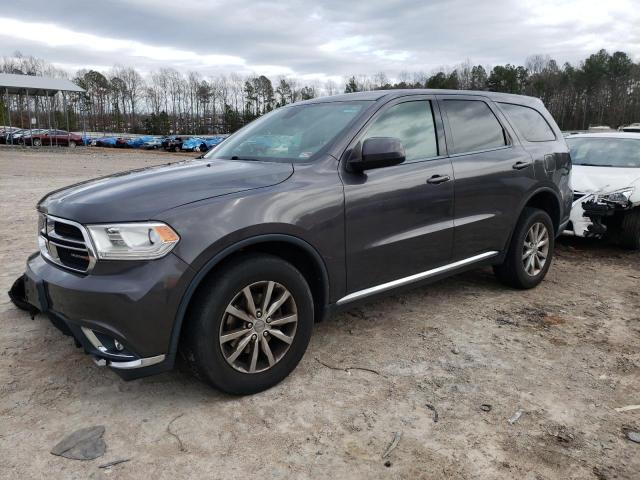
(12, 90), (572, 394)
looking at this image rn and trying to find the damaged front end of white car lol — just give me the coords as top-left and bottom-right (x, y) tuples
(567, 187), (636, 237)
(564, 133), (640, 249)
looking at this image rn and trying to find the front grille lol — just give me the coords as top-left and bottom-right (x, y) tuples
(39, 214), (94, 273)
(54, 221), (84, 241)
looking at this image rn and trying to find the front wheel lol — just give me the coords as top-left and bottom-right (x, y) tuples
(182, 254), (314, 395)
(493, 207), (555, 289)
(619, 209), (640, 250)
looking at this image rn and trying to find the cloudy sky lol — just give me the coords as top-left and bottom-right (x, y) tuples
(0, 0), (639, 81)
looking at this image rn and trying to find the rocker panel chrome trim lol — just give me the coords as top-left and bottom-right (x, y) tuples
(336, 251), (499, 305)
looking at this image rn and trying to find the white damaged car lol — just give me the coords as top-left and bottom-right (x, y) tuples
(564, 132), (640, 249)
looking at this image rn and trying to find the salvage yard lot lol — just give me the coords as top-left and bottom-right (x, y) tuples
(0, 147), (638, 479)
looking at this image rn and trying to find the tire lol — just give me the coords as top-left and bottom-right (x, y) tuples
(182, 253), (314, 395)
(68, 140), (76, 148)
(32, 138), (42, 147)
(620, 209), (640, 250)
(493, 207), (555, 289)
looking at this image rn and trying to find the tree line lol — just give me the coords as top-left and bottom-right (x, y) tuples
(1, 49), (639, 135)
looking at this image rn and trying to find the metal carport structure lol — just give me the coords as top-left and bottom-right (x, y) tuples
(0, 73), (85, 147)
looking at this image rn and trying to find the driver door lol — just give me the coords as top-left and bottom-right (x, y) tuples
(340, 96), (455, 294)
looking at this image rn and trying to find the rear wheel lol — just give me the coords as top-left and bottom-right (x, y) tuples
(494, 207), (555, 289)
(182, 254), (314, 395)
(68, 140), (76, 148)
(620, 209), (640, 250)
(32, 138), (42, 147)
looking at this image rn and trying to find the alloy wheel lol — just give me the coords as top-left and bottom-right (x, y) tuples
(522, 222), (549, 276)
(219, 281), (298, 373)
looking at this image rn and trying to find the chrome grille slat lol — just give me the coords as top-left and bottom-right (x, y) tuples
(46, 231), (86, 246)
(38, 214), (96, 273)
(47, 239), (90, 252)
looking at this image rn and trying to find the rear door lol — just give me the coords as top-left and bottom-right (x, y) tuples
(496, 102), (572, 225)
(437, 95), (536, 260)
(341, 96), (455, 294)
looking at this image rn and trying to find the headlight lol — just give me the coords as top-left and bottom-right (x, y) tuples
(86, 222), (179, 260)
(599, 188), (634, 205)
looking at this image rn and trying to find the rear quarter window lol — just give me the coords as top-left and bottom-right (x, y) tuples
(498, 103), (556, 142)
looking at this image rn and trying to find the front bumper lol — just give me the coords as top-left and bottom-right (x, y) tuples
(563, 194), (634, 238)
(18, 251), (192, 379)
(563, 195), (595, 237)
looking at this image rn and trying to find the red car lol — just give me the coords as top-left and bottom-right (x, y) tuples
(23, 130), (83, 147)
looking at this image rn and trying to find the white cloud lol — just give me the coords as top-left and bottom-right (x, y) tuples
(0, 0), (639, 79)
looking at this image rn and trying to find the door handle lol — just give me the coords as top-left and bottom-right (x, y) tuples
(512, 161), (531, 170)
(427, 174), (451, 185)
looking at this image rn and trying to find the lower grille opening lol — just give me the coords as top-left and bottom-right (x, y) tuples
(55, 245), (90, 271)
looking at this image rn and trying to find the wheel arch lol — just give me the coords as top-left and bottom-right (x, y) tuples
(168, 234), (330, 359)
(523, 188), (562, 235)
(500, 187), (562, 257)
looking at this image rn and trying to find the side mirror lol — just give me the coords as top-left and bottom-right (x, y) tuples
(348, 137), (406, 172)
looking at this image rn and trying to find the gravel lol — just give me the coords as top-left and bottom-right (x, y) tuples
(1, 146), (639, 479)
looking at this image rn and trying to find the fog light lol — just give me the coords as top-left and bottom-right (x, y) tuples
(114, 339), (125, 351)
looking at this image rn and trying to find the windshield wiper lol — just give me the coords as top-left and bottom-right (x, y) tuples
(229, 155), (261, 161)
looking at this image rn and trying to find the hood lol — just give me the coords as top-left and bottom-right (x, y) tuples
(39, 159), (293, 223)
(572, 165), (640, 197)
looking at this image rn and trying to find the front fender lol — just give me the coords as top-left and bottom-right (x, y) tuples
(166, 233), (330, 359)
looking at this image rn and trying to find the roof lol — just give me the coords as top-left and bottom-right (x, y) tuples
(566, 132), (640, 140)
(298, 89), (543, 107)
(0, 73), (84, 95)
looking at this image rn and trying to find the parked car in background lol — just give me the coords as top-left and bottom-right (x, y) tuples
(13, 90), (571, 394)
(114, 137), (130, 148)
(141, 137), (164, 149)
(6, 128), (46, 145)
(125, 136), (156, 148)
(621, 123), (640, 133)
(173, 135), (228, 152)
(164, 136), (188, 152)
(94, 136), (117, 147)
(180, 137), (205, 152)
(161, 135), (175, 150)
(3, 128), (23, 144)
(588, 125), (614, 132)
(564, 132), (640, 248)
(22, 130), (84, 147)
(0, 126), (20, 144)
(201, 135), (227, 151)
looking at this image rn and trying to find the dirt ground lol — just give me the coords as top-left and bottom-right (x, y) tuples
(0, 146), (638, 480)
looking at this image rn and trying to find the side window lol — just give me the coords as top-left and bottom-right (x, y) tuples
(364, 101), (438, 162)
(498, 103), (556, 142)
(442, 100), (507, 154)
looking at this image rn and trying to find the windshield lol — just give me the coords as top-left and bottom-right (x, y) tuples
(204, 101), (370, 162)
(567, 137), (640, 168)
